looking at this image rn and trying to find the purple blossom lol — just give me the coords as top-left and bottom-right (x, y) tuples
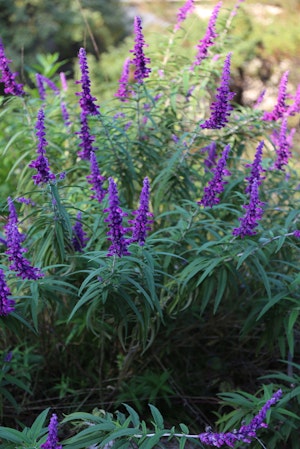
(115, 57), (132, 101)
(60, 72), (68, 91)
(60, 101), (71, 127)
(4, 198), (44, 280)
(128, 177), (153, 246)
(76, 48), (100, 115)
(174, 0), (195, 31)
(104, 178), (130, 257)
(199, 389), (282, 447)
(16, 197), (36, 206)
(0, 269), (15, 316)
(0, 40), (25, 96)
(76, 112), (97, 160)
(230, 0), (245, 18)
(201, 141), (218, 171)
(130, 16), (151, 84)
(200, 53), (235, 129)
(263, 71), (289, 121)
(86, 152), (107, 203)
(124, 121), (133, 130)
(114, 112), (126, 119)
(191, 2), (222, 69)
(36, 74), (46, 100)
(198, 144), (231, 207)
(254, 89), (266, 108)
(4, 351), (13, 362)
(287, 83), (300, 116)
(36, 74), (59, 100)
(41, 414), (62, 449)
(271, 118), (292, 170)
(232, 178), (264, 238)
(29, 108), (56, 185)
(293, 230), (300, 238)
(244, 141), (265, 194)
(72, 212), (88, 252)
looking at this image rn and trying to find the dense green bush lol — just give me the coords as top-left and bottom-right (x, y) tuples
(0, 1), (300, 448)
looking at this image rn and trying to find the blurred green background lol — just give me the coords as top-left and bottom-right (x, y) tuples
(1, 0), (300, 95)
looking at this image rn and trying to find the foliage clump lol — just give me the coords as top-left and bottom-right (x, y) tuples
(0, 1), (300, 449)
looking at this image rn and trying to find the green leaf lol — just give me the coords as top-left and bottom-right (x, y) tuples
(213, 269), (227, 313)
(28, 408), (50, 439)
(256, 291), (290, 320)
(148, 404), (164, 429)
(122, 404), (140, 428)
(0, 427), (30, 444)
(179, 423), (189, 434)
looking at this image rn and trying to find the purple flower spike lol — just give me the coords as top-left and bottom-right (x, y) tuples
(60, 72), (68, 91)
(130, 16), (151, 84)
(77, 112), (96, 160)
(36, 74), (59, 100)
(129, 177), (153, 246)
(174, 0), (195, 32)
(76, 48), (100, 116)
(201, 141), (218, 171)
(190, 2), (222, 69)
(86, 152), (107, 203)
(200, 53), (235, 129)
(245, 141), (265, 194)
(287, 83), (300, 116)
(104, 178), (130, 257)
(272, 118), (292, 171)
(115, 57), (132, 101)
(29, 108), (55, 185)
(4, 198), (44, 280)
(0, 269), (15, 316)
(60, 101), (71, 127)
(36, 74), (46, 100)
(198, 144), (231, 207)
(0, 40), (25, 97)
(72, 212), (88, 253)
(199, 389), (282, 447)
(232, 178), (264, 238)
(263, 71), (289, 121)
(41, 414), (62, 449)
